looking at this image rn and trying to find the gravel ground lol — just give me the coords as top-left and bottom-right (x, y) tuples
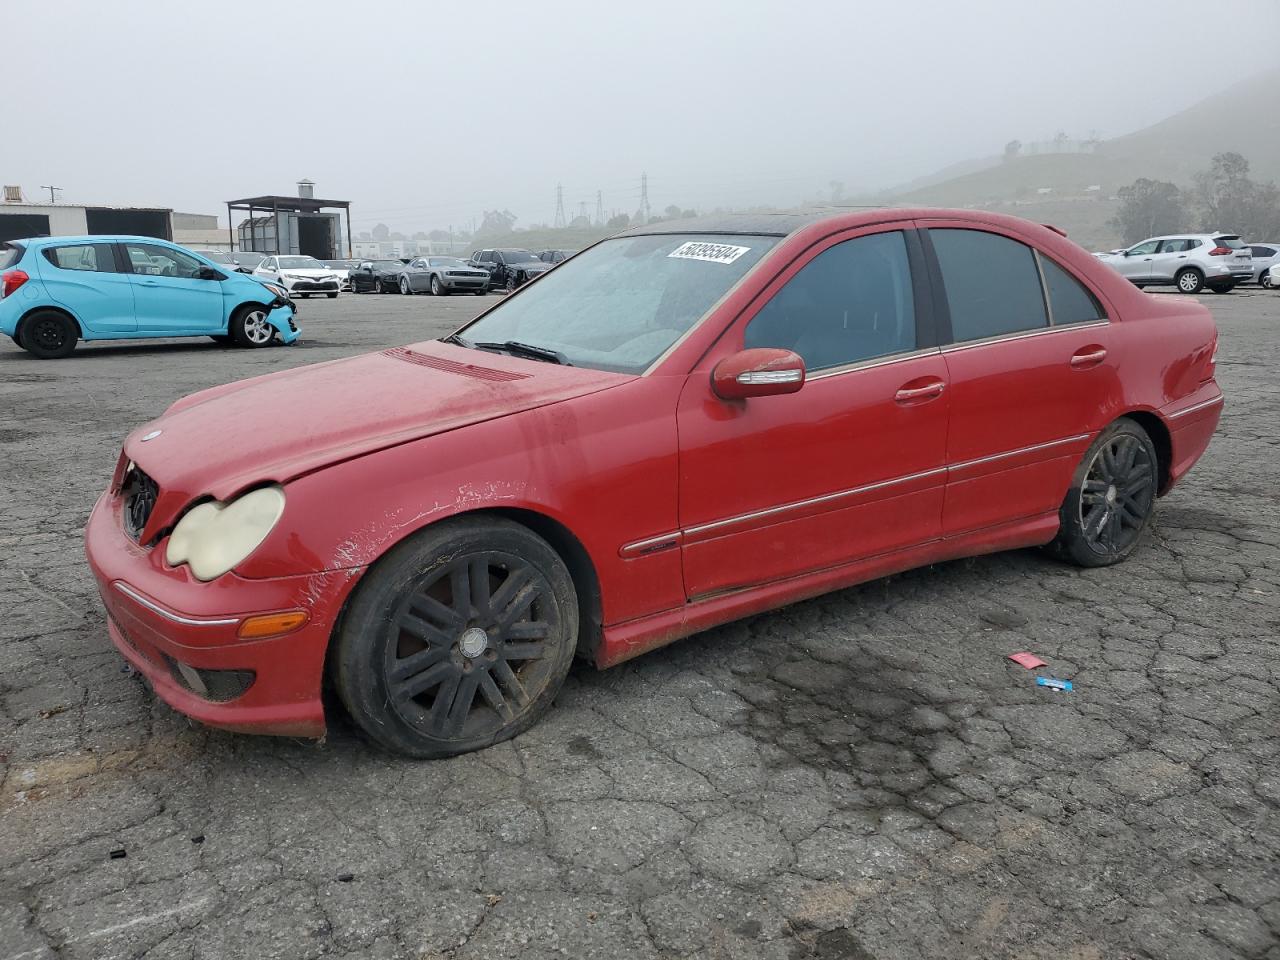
(1, 287), (1277, 960)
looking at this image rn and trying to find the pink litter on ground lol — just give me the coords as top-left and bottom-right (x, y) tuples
(1007, 652), (1047, 669)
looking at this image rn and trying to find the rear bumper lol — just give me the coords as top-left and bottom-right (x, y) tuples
(1162, 382), (1223, 491)
(84, 489), (363, 737)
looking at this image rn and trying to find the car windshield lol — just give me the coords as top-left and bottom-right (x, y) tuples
(324, 260), (356, 268)
(372, 260), (404, 270)
(200, 251), (236, 263)
(279, 256), (326, 269)
(501, 250), (540, 263)
(454, 234), (778, 374)
(429, 257), (468, 267)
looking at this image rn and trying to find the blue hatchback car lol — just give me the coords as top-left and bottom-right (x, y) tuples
(0, 235), (299, 358)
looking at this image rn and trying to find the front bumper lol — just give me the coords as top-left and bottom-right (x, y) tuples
(267, 301), (300, 344)
(442, 275), (488, 290)
(84, 487), (363, 737)
(284, 280), (340, 294)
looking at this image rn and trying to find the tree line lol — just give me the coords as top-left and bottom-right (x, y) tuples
(1111, 153), (1280, 245)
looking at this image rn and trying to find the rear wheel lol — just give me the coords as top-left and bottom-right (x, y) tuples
(1048, 419), (1158, 568)
(229, 305), (275, 348)
(19, 310), (77, 359)
(333, 517), (578, 758)
(1175, 268), (1204, 294)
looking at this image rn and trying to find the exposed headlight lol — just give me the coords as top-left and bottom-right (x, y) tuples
(262, 283), (288, 298)
(165, 485), (286, 581)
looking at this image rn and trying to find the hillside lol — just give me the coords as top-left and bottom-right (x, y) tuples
(885, 68), (1280, 248)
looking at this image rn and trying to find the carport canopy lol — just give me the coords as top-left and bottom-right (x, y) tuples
(226, 194), (352, 257)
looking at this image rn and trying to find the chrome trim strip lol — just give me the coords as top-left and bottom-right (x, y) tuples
(1167, 395), (1224, 420)
(113, 582), (239, 627)
(805, 347), (941, 382)
(940, 320), (1109, 354)
(948, 433), (1092, 473)
(683, 466), (948, 538)
(618, 533), (682, 558)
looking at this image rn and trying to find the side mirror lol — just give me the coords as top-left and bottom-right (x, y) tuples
(195, 266), (223, 280)
(712, 348), (805, 401)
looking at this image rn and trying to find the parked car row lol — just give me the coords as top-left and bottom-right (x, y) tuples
(1094, 233), (1280, 293)
(348, 257), (491, 296)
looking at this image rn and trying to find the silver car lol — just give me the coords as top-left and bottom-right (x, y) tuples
(1096, 233), (1253, 294)
(1248, 243), (1280, 286)
(395, 256), (491, 296)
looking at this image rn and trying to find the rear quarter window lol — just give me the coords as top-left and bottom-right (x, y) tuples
(1039, 256), (1105, 325)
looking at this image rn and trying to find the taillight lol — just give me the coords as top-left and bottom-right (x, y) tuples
(1208, 246), (1232, 256)
(1, 269), (28, 298)
(1204, 339), (1218, 381)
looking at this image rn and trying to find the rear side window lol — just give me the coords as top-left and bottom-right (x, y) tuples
(1039, 256), (1105, 325)
(745, 231), (916, 371)
(1250, 245), (1275, 258)
(43, 243), (116, 272)
(930, 229), (1047, 341)
(0, 242), (23, 269)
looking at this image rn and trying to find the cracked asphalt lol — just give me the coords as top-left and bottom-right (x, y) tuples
(1, 287), (1277, 960)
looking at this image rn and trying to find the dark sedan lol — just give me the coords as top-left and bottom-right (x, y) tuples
(349, 259), (410, 293)
(395, 257), (491, 296)
(468, 248), (554, 291)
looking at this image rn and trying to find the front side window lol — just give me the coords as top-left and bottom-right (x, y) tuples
(930, 229), (1047, 341)
(124, 243), (203, 278)
(44, 243), (115, 272)
(744, 231), (915, 371)
(456, 233), (779, 374)
(1040, 256), (1105, 325)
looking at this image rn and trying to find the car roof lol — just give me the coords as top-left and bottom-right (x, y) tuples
(19, 234), (188, 247)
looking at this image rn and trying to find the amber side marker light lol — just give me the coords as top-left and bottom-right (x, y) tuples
(237, 610), (309, 640)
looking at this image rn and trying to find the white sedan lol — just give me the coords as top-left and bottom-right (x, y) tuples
(253, 255), (341, 298)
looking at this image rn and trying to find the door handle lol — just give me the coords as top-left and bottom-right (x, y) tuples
(1070, 346), (1107, 368)
(138, 280), (160, 286)
(895, 378), (945, 403)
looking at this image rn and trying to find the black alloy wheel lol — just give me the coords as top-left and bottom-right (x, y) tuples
(20, 310), (77, 359)
(333, 518), (578, 758)
(1049, 419), (1158, 567)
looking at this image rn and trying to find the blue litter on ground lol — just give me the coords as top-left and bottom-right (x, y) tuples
(1036, 676), (1073, 692)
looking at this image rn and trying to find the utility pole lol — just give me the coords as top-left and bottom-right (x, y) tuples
(639, 172), (651, 225)
(40, 185), (62, 204)
(553, 183), (566, 229)
(595, 190), (603, 226)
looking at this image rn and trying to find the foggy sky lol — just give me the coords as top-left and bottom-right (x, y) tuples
(8, 0), (1277, 233)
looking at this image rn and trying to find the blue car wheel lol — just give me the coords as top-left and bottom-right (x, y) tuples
(21, 310), (78, 359)
(229, 305), (275, 348)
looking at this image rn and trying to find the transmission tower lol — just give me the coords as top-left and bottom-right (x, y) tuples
(595, 190), (603, 226)
(638, 172), (651, 225)
(553, 183), (566, 229)
(577, 201), (589, 222)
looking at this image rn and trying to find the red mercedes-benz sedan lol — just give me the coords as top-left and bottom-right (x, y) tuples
(84, 209), (1223, 757)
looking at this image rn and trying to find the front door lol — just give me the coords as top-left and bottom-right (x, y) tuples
(122, 242), (222, 333)
(39, 241), (136, 333)
(1114, 239), (1157, 282)
(920, 223), (1115, 535)
(677, 226), (950, 599)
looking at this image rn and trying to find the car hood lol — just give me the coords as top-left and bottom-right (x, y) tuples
(125, 342), (628, 537)
(277, 268), (336, 277)
(512, 262), (550, 272)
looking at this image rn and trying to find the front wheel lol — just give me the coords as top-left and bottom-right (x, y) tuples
(229, 305), (275, 348)
(1262, 272), (1274, 289)
(430, 275), (445, 296)
(1175, 268), (1204, 294)
(505, 274), (518, 293)
(19, 310), (77, 359)
(1047, 419), (1158, 568)
(333, 517), (579, 759)
(401, 277), (412, 295)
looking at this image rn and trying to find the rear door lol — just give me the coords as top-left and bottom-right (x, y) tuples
(38, 242), (136, 333)
(1148, 238), (1191, 281)
(121, 242), (222, 333)
(921, 223), (1113, 536)
(676, 224), (950, 598)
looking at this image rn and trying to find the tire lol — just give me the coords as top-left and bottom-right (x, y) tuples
(1261, 272), (1274, 289)
(1175, 268), (1204, 294)
(228, 305), (275, 348)
(430, 275), (446, 297)
(1047, 418), (1159, 568)
(475, 289), (487, 296)
(327, 292), (338, 299)
(333, 517), (579, 758)
(19, 310), (77, 359)
(378, 279), (390, 294)
(401, 277), (413, 295)
(506, 273), (518, 293)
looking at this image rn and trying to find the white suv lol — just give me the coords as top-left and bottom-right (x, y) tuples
(1097, 233), (1253, 294)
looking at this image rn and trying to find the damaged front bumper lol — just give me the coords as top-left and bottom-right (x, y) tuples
(266, 298), (300, 344)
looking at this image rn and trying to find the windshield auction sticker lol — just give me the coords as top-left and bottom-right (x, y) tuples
(667, 241), (751, 264)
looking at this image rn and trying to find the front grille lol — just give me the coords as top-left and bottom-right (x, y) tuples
(163, 655), (256, 702)
(121, 465), (159, 542)
(293, 281), (336, 291)
(446, 270), (487, 277)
